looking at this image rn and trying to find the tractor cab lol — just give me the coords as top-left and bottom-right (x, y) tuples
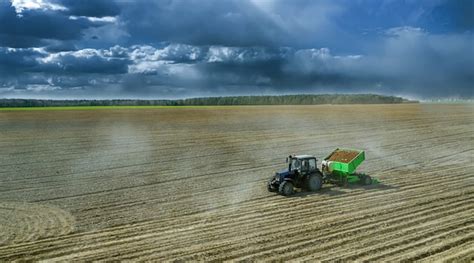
(268, 155), (323, 196)
(288, 155), (317, 177)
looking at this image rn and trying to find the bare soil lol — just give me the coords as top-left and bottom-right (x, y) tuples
(0, 104), (472, 261)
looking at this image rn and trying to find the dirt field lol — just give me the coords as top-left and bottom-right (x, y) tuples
(0, 104), (473, 261)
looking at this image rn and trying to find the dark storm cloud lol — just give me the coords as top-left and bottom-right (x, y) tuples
(359, 28), (474, 97)
(0, 0), (473, 99)
(117, 0), (472, 51)
(0, 0), (116, 48)
(0, 46), (131, 75)
(126, 45), (369, 94)
(0, 34), (47, 48)
(57, 0), (120, 18)
(0, 47), (42, 72)
(428, 0), (474, 32)
(120, 0), (295, 47)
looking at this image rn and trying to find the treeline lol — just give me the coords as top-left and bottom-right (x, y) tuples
(0, 99), (172, 107)
(0, 94), (416, 107)
(180, 94), (413, 105)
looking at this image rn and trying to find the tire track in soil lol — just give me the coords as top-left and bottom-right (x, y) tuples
(177, 195), (473, 262)
(0, 202), (75, 246)
(1, 176), (470, 261)
(121, 194), (473, 261)
(419, 240), (474, 262)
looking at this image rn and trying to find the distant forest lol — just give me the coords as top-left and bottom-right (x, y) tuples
(0, 94), (417, 107)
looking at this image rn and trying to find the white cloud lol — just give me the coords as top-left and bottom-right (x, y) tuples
(26, 84), (61, 92)
(128, 45), (156, 60)
(0, 87), (15, 92)
(206, 46), (277, 63)
(127, 44), (206, 75)
(10, 0), (67, 15)
(38, 48), (123, 65)
(207, 46), (236, 63)
(69, 16), (117, 23)
(385, 26), (425, 37)
(285, 47), (362, 74)
(127, 60), (169, 74)
(154, 44), (204, 62)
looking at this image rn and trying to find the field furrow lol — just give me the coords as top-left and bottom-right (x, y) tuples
(0, 104), (472, 261)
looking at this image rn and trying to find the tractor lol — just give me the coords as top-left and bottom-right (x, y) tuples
(268, 148), (375, 196)
(267, 155), (323, 196)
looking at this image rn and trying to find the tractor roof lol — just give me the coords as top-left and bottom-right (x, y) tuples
(294, 155), (315, 159)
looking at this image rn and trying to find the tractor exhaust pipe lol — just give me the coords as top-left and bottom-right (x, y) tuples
(287, 155), (292, 171)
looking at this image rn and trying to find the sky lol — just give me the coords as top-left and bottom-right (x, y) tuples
(0, 0), (472, 99)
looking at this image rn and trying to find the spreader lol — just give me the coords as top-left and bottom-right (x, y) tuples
(321, 148), (375, 186)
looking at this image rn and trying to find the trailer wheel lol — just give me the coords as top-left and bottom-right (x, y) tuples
(279, 181), (294, 196)
(306, 174), (322, 191)
(362, 175), (372, 185)
(337, 176), (348, 187)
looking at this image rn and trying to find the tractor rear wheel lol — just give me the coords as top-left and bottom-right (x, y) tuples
(306, 174), (322, 191)
(362, 175), (372, 185)
(279, 181), (294, 196)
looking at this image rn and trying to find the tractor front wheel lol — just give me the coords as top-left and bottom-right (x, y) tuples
(306, 174), (322, 191)
(267, 178), (277, 192)
(279, 181), (294, 196)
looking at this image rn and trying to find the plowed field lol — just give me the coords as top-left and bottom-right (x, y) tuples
(0, 104), (473, 261)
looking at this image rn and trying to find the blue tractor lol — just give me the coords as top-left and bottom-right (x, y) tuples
(267, 155), (323, 196)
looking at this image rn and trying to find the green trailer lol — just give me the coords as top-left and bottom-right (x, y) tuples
(321, 148), (376, 186)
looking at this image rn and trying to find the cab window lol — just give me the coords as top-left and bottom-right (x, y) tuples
(309, 159), (316, 171)
(301, 160), (308, 171)
(291, 159), (301, 171)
